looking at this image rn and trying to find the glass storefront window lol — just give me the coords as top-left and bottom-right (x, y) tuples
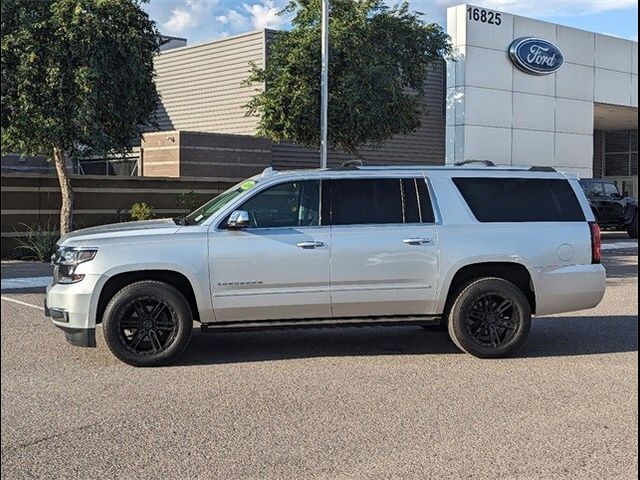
(605, 153), (630, 176)
(605, 130), (630, 153)
(603, 130), (638, 178)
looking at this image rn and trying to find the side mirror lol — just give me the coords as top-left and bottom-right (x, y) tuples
(623, 191), (630, 198)
(227, 210), (250, 230)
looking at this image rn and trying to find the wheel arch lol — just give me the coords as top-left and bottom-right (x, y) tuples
(439, 261), (537, 317)
(96, 270), (200, 325)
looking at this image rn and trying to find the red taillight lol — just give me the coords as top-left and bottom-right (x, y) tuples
(590, 222), (602, 264)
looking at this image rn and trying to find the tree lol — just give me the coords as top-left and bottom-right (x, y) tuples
(245, 0), (451, 157)
(1, 0), (159, 234)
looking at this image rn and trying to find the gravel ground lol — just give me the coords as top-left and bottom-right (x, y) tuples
(1, 240), (637, 479)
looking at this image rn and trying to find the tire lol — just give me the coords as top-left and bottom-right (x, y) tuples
(627, 211), (638, 239)
(447, 277), (531, 358)
(102, 280), (193, 367)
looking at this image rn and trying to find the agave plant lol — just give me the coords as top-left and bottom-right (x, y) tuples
(13, 223), (59, 262)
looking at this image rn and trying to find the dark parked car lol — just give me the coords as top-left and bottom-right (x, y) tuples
(579, 179), (638, 238)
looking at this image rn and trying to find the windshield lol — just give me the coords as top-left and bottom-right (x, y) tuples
(183, 179), (258, 225)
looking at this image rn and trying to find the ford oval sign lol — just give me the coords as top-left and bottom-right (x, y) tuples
(509, 37), (564, 75)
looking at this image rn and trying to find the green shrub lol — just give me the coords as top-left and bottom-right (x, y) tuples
(129, 202), (154, 221)
(13, 223), (59, 262)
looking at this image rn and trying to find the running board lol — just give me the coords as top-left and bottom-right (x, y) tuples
(200, 315), (442, 333)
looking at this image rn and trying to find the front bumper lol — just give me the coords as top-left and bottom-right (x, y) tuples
(47, 318), (96, 347)
(45, 274), (103, 348)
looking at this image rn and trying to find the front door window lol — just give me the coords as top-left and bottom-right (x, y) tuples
(235, 181), (320, 228)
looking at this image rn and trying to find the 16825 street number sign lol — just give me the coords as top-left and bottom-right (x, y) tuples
(467, 7), (502, 25)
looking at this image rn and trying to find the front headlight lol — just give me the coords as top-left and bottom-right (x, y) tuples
(58, 248), (98, 265)
(52, 247), (98, 284)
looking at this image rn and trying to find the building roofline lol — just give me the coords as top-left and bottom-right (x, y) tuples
(162, 8), (637, 57)
(455, 3), (638, 44)
(157, 29), (274, 55)
(159, 34), (188, 43)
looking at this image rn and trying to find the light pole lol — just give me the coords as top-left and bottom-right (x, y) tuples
(320, 0), (329, 168)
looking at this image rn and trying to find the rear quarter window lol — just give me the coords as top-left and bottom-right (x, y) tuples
(453, 177), (585, 222)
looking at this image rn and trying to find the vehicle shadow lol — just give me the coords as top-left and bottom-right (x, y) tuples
(175, 315), (638, 366)
(603, 250), (639, 281)
(516, 314), (638, 358)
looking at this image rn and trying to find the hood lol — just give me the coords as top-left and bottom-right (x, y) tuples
(59, 218), (180, 245)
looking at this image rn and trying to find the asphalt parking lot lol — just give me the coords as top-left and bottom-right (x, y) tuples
(1, 234), (638, 479)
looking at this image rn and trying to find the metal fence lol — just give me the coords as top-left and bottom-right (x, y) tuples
(73, 148), (141, 176)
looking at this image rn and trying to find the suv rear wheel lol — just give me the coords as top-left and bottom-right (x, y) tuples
(102, 280), (193, 367)
(448, 278), (531, 358)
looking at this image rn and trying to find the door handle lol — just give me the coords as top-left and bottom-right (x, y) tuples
(403, 238), (433, 245)
(296, 241), (326, 249)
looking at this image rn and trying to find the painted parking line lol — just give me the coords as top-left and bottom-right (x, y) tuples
(601, 241), (638, 251)
(1, 276), (52, 291)
(0, 296), (45, 311)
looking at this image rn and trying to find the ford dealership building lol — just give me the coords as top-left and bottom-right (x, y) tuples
(445, 4), (638, 195)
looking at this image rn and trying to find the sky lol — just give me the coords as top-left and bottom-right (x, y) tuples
(143, 0), (639, 45)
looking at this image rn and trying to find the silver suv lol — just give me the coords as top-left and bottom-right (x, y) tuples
(46, 165), (606, 366)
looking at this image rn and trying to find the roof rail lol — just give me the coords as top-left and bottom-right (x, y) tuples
(454, 160), (496, 167)
(528, 166), (557, 172)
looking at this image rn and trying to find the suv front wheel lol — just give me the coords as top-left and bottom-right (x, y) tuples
(448, 278), (531, 358)
(102, 280), (193, 367)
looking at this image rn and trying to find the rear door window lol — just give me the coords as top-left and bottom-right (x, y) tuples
(329, 178), (435, 225)
(401, 178), (435, 223)
(453, 177), (585, 222)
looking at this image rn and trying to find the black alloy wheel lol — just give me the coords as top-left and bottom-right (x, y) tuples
(103, 280), (193, 367)
(464, 294), (519, 348)
(118, 297), (179, 355)
(448, 277), (531, 358)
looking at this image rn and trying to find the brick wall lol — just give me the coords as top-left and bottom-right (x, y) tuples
(141, 131), (272, 179)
